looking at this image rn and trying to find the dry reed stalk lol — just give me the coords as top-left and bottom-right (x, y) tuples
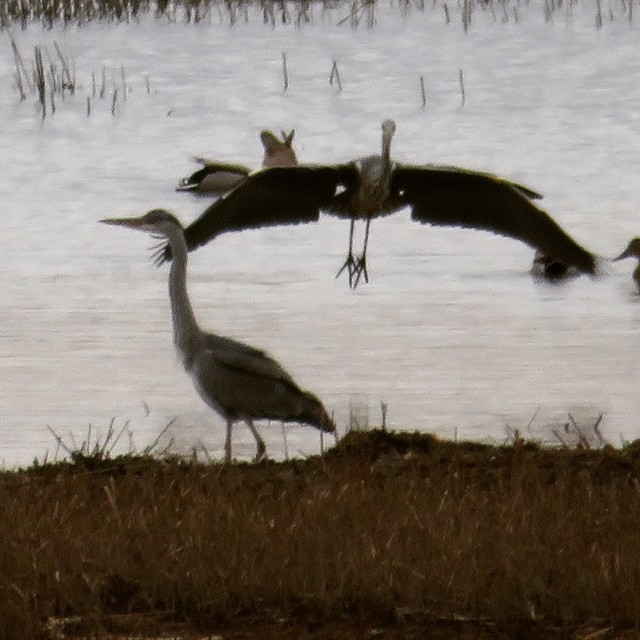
(120, 64), (127, 101)
(419, 75), (426, 107)
(53, 40), (74, 93)
(281, 51), (288, 91)
(34, 46), (46, 117)
(458, 68), (466, 106)
(3, 429), (640, 638)
(111, 87), (118, 114)
(329, 59), (342, 91)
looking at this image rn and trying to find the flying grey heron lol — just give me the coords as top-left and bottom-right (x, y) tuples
(176, 129), (298, 195)
(101, 209), (335, 463)
(613, 237), (640, 290)
(158, 119), (598, 288)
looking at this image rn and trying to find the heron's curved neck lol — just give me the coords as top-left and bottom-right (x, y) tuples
(381, 137), (392, 163)
(165, 225), (203, 368)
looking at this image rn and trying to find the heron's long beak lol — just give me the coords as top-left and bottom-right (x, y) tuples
(613, 246), (633, 262)
(100, 216), (147, 230)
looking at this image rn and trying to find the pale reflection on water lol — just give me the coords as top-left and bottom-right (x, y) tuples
(2, 6), (640, 464)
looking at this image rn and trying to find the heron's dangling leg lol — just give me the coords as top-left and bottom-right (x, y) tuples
(246, 420), (266, 461)
(224, 419), (234, 464)
(335, 219), (357, 287)
(352, 219), (371, 289)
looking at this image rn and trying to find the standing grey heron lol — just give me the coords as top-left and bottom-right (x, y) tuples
(157, 119), (598, 289)
(613, 237), (640, 290)
(176, 129), (298, 194)
(101, 209), (335, 463)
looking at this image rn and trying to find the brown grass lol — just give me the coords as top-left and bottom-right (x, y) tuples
(2, 429), (640, 639)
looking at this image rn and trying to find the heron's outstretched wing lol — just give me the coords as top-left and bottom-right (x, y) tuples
(158, 165), (355, 264)
(393, 165), (596, 274)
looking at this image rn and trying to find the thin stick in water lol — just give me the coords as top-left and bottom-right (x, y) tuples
(281, 422), (289, 461)
(458, 68), (466, 106)
(329, 59), (342, 91)
(282, 51), (289, 91)
(120, 64), (127, 101)
(419, 75), (426, 107)
(111, 88), (118, 115)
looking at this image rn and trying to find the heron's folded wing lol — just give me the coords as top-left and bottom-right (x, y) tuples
(393, 165), (596, 274)
(203, 333), (300, 389)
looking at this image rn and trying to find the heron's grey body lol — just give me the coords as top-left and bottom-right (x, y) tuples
(177, 129), (298, 195)
(158, 119), (597, 288)
(102, 210), (335, 462)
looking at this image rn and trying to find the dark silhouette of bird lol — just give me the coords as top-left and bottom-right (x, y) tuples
(176, 129), (298, 194)
(157, 119), (597, 289)
(101, 209), (335, 462)
(530, 251), (580, 281)
(613, 237), (640, 290)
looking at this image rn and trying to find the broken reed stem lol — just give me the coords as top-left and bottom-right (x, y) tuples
(281, 51), (288, 91)
(595, 0), (603, 28)
(458, 68), (466, 106)
(34, 46), (46, 117)
(419, 75), (426, 107)
(145, 74), (150, 93)
(53, 40), (74, 93)
(462, 0), (471, 31)
(443, 2), (450, 23)
(10, 35), (31, 98)
(120, 64), (127, 101)
(281, 423), (289, 461)
(99, 66), (106, 99)
(111, 88), (118, 115)
(329, 59), (342, 91)
(86, 96), (90, 116)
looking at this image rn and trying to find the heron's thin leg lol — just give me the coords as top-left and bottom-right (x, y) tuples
(246, 420), (266, 461)
(335, 219), (356, 287)
(352, 219), (371, 289)
(225, 419), (233, 464)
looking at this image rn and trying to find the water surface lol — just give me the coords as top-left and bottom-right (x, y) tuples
(2, 3), (640, 463)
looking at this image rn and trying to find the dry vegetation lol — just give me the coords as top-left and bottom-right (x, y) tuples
(1, 429), (640, 639)
(0, 0), (636, 32)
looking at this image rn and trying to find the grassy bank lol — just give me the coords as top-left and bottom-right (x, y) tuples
(2, 429), (640, 639)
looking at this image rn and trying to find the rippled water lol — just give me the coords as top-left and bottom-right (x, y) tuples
(2, 3), (640, 464)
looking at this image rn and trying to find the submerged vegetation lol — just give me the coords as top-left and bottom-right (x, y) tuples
(2, 428), (640, 638)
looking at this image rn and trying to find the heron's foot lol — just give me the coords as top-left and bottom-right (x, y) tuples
(335, 252), (358, 287)
(335, 253), (369, 288)
(351, 253), (369, 289)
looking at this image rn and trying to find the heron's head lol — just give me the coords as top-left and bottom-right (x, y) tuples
(100, 209), (183, 237)
(614, 237), (640, 262)
(381, 119), (397, 137)
(260, 129), (298, 168)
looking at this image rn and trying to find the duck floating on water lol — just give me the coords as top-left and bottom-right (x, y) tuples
(530, 251), (580, 281)
(176, 129), (298, 194)
(613, 237), (640, 290)
(159, 119), (598, 289)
